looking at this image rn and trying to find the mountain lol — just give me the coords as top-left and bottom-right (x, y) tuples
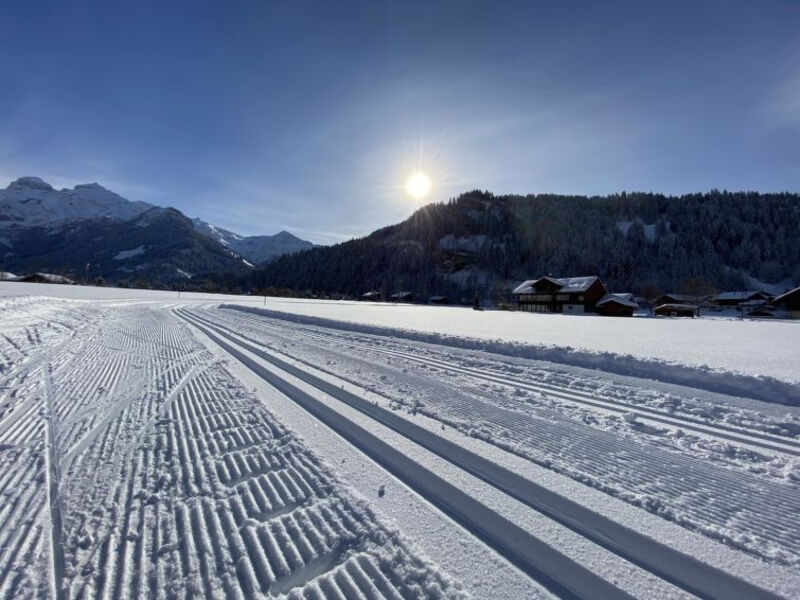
(0, 176), (310, 283)
(214, 190), (800, 300)
(0, 177), (156, 227)
(190, 218), (313, 264)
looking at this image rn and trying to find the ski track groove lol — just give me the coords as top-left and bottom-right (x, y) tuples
(1, 303), (460, 599)
(180, 307), (799, 600)
(202, 306), (800, 571)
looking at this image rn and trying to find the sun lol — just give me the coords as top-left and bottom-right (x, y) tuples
(406, 172), (431, 199)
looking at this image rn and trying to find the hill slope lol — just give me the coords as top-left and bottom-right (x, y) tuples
(223, 190), (800, 299)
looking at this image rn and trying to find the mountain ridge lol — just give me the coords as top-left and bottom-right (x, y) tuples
(212, 189), (800, 300)
(0, 176), (313, 281)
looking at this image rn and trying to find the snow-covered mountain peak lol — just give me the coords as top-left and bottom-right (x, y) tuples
(8, 176), (54, 191)
(1, 177), (156, 229)
(190, 218), (313, 263)
(1, 174), (314, 265)
(72, 182), (108, 191)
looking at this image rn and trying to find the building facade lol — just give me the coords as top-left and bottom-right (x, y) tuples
(511, 276), (608, 314)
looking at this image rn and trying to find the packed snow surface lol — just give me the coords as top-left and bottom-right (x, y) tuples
(1, 283), (800, 598)
(233, 297), (800, 386)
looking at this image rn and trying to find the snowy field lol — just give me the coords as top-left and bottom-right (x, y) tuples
(1, 282), (800, 599)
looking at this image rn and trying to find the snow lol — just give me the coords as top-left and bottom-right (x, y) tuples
(716, 290), (766, 302)
(2, 285), (800, 598)
(0, 298), (466, 599)
(185, 306), (800, 597)
(224, 297), (800, 393)
(111, 245), (145, 260)
(617, 219), (660, 242)
(597, 293), (639, 308)
(0, 177), (155, 228)
(744, 274), (797, 296)
(513, 276), (600, 294)
(191, 217), (312, 263)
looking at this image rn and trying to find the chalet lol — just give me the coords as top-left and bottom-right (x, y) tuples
(595, 293), (639, 317)
(0, 272), (19, 281)
(511, 276), (608, 314)
(654, 293), (694, 305)
(16, 272), (74, 284)
(771, 285), (800, 319)
(361, 290), (382, 301)
(389, 291), (415, 303)
(654, 303), (698, 318)
(714, 291), (770, 306)
(429, 295), (451, 305)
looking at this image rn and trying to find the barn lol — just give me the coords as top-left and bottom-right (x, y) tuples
(511, 276), (608, 314)
(595, 293), (639, 317)
(654, 303), (698, 318)
(714, 291), (770, 306)
(389, 291), (415, 303)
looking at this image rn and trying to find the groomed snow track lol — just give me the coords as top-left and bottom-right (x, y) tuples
(1, 304), (463, 600)
(176, 307), (791, 600)
(218, 305), (800, 458)
(206, 305), (800, 574)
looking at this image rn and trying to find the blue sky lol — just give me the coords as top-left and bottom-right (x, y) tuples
(1, 1), (799, 243)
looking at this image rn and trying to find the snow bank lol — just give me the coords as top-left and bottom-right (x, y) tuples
(222, 303), (800, 405)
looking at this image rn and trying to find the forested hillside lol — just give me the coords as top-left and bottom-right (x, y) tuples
(213, 190), (800, 300)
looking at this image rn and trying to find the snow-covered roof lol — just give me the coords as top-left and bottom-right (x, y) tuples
(19, 272), (74, 284)
(512, 276), (600, 295)
(654, 303), (697, 311)
(596, 293), (638, 308)
(772, 285), (800, 305)
(715, 291), (766, 301)
(0, 271), (19, 280)
(657, 293), (691, 301)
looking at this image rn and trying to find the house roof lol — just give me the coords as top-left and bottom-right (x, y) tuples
(512, 276), (600, 295)
(18, 272), (73, 284)
(715, 291), (767, 302)
(772, 285), (800, 304)
(597, 293), (639, 308)
(657, 293), (691, 301)
(655, 303), (697, 311)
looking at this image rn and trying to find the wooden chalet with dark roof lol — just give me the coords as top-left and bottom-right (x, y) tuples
(511, 276), (608, 314)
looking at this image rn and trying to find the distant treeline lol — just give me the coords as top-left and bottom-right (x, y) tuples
(200, 190), (800, 300)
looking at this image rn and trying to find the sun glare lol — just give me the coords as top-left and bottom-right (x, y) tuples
(406, 172), (431, 199)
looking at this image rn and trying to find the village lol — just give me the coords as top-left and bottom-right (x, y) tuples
(363, 275), (800, 320)
(3, 269), (799, 320)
